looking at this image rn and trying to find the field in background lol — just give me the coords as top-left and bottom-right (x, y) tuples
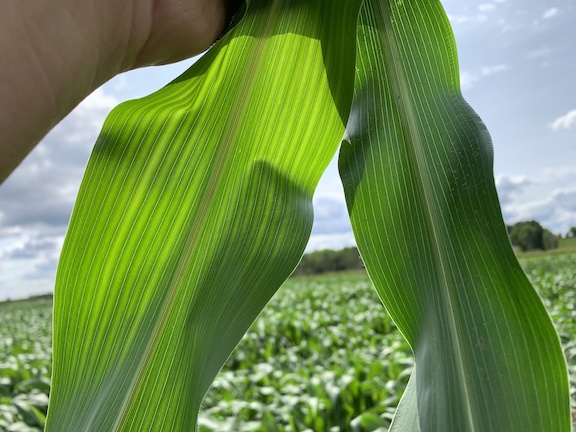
(515, 237), (576, 259)
(560, 237), (576, 251)
(1, 254), (575, 431)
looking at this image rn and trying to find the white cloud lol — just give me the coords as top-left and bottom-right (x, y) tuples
(478, 4), (493, 13)
(478, 4), (496, 13)
(496, 175), (531, 204)
(527, 45), (558, 60)
(481, 64), (509, 76)
(310, 159), (354, 252)
(496, 168), (576, 235)
(306, 232), (356, 253)
(448, 14), (473, 24)
(460, 71), (479, 90)
(460, 65), (509, 90)
(503, 189), (576, 235)
(0, 87), (117, 299)
(448, 13), (488, 25)
(549, 110), (576, 131)
(543, 8), (560, 19)
(312, 196), (351, 236)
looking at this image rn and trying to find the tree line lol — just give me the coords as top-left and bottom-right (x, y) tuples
(293, 222), (575, 276)
(292, 246), (364, 276)
(506, 221), (567, 252)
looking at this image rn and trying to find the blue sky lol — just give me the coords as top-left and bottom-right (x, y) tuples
(0, 0), (574, 299)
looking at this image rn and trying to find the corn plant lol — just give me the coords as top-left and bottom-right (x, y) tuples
(44, 0), (570, 430)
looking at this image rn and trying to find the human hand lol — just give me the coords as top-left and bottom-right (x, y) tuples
(119, 0), (231, 70)
(0, 0), (235, 184)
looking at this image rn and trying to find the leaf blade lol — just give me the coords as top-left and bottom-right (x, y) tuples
(340, 1), (570, 431)
(45, 0), (361, 429)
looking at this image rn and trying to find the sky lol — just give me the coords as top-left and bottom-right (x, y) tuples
(0, 0), (574, 299)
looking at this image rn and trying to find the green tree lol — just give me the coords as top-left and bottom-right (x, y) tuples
(294, 247), (363, 275)
(509, 221), (544, 251)
(543, 229), (560, 250)
(509, 221), (559, 251)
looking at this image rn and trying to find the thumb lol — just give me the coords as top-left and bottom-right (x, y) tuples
(133, 0), (239, 68)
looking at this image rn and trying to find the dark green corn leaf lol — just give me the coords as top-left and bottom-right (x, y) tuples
(339, 0), (570, 431)
(389, 368), (418, 432)
(45, 0), (361, 429)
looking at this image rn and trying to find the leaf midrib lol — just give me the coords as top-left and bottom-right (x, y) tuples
(110, 3), (284, 429)
(373, 2), (476, 430)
